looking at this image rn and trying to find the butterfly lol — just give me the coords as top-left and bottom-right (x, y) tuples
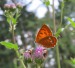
(35, 24), (57, 48)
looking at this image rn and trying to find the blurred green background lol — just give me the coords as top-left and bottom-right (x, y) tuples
(0, 0), (75, 68)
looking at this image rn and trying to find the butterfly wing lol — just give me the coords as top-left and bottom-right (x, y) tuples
(35, 24), (52, 42)
(37, 36), (57, 48)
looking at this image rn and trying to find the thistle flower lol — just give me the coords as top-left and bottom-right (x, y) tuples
(4, 4), (10, 9)
(34, 46), (44, 58)
(24, 50), (31, 59)
(16, 3), (23, 9)
(4, 3), (16, 9)
(33, 46), (48, 64)
(10, 3), (16, 9)
(23, 50), (32, 63)
(4, 3), (23, 14)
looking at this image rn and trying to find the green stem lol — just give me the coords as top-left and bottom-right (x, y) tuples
(16, 50), (26, 68)
(52, 0), (61, 68)
(13, 59), (17, 68)
(12, 24), (15, 43)
(55, 42), (61, 68)
(12, 24), (26, 68)
(60, 0), (64, 28)
(37, 65), (41, 68)
(27, 64), (31, 68)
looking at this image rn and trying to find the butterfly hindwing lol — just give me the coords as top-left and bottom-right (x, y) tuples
(37, 36), (57, 48)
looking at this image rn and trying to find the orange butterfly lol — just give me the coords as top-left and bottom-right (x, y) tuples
(35, 24), (57, 48)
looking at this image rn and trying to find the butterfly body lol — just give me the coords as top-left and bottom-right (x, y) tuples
(35, 24), (57, 48)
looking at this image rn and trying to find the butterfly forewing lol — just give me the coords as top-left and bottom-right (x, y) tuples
(35, 24), (52, 42)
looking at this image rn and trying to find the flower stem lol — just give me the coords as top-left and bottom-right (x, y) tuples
(37, 65), (41, 68)
(59, 0), (64, 28)
(12, 24), (26, 68)
(13, 59), (17, 68)
(16, 50), (26, 68)
(27, 63), (31, 68)
(52, 0), (61, 68)
(12, 24), (15, 43)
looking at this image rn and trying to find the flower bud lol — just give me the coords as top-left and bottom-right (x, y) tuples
(4, 4), (10, 9)
(16, 3), (23, 9)
(23, 50), (32, 63)
(10, 3), (16, 9)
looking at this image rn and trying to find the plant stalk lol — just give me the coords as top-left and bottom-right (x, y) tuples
(27, 64), (31, 68)
(12, 23), (26, 68)
(60, 0), (64, 27)
(12, 24), (16, 43)
(37, 65), (41, 68)
(13, 59), (17, 68)
(52, 0), (61, 68)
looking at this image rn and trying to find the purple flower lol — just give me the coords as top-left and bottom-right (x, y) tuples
(33, 46), (47, 64)
(4, 4), (10, 9)
(16, 3), (23, 8)
(23, 50), (31, 59)
(33, 46), (47, 59)
(10, 3), (16, 9)
(4, 3), (16, 9)
(34, 46), (43, 58)
(23, 50), (32, 63)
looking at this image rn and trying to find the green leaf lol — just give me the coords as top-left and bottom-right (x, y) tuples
(11, 18), (17, 25)
(70, 58), (75, 64)
(43, 0), (50, 6)
(0, 41), (18, 50)
(55, 28), (64, 37)
(45, 0), (50, 6)
(16, 14), (20, 20)
(67, 17), (75, 28)
(7, 18), (10, 23)
(65, 60), (75, 67)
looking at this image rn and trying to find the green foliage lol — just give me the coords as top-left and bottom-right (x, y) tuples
(35, 58), (44, 65)
(55, 24), (70, 37)
(70, 58), (75, 65)
(67, 17), (75, 28)
(45, 1), (50, 6)
(0, 41), (18, 50)
(55, 28), (63, 37)
(5, 11), (20, 25)
(11, 17), (17, 25)
(43, 0), (50, 6)
(65, 58), (75, 68)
